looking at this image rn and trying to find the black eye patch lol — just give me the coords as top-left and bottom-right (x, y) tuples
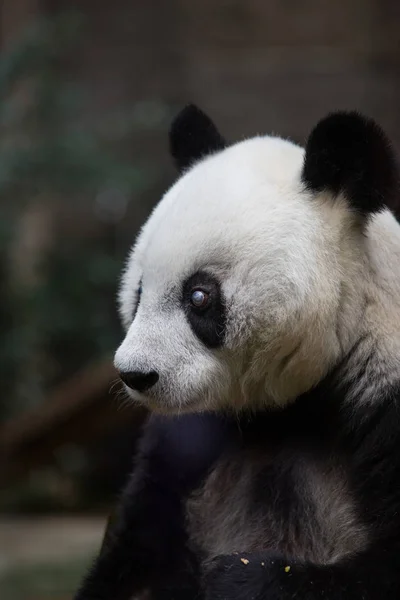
(131, 279), (142, 321)
(182, 271), (226, 348)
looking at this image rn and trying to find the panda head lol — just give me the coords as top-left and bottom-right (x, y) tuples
(114, 105), (399, 414)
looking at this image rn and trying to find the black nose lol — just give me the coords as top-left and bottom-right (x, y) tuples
(119, 370), (159, 392)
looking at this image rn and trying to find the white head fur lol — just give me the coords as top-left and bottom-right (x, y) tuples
(115, 105), (400, 413)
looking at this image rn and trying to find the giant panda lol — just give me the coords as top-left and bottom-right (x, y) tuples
(75, 105), (400, 600)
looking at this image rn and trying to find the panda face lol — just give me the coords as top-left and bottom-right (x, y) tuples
(115, 138), (346, 413)
(114, 106), (398, 414)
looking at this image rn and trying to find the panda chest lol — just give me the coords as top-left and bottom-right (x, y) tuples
(185, 451), (368, 565)
(185, 454), (264, 561)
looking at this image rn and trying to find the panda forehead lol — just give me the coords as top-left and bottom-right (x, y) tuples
(170, 135), (306, 207)
(136, 136), (307, 257)
(136, 210), (260, 292)
(125, 134), (322, 303)
(137, 235), (235, 292)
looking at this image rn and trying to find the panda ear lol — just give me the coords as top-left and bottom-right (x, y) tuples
(302, 112), (399, 215)
(169, 104), (226, 172)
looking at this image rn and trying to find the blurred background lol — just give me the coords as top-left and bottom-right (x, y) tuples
(0, 1), (399, 598)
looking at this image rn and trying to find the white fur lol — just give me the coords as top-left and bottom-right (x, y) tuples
(115, 134), (400, 413)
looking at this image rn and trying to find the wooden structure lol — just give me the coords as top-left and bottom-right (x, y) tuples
(0, 360), (146, 487)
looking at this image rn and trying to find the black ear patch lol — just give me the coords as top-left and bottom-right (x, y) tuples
(169, 104), (226, 172)
(302, 112), (399, 215)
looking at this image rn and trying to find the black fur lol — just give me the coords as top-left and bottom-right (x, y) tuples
(182, 271), (226, 348)
(169, 104), (226, 172)
(127, 281), (142, 324)
(202, 370), (400, 599)
(75, 357), (400, 600)
(302, 112), (399, 215)
(204, 545), (400, 600)
(74, 412), (231, 600)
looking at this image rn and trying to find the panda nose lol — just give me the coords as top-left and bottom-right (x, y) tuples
(119, 370), (159, 392)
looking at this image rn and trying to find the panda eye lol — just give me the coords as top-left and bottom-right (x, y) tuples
(182, 271), (225, 348)
(190, 289), (210, 309)
(130, 282), (142, 322)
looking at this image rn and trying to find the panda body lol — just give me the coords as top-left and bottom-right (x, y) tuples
(186, 407), (367, 568)
(75, 107), (400, 600)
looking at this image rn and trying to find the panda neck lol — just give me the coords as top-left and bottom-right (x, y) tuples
(277, 209), (400, 410)
(333, 210), (400, 406)
(246, 211), (400, 411)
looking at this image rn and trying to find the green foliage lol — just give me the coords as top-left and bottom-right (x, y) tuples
(0, 12), (168, 418)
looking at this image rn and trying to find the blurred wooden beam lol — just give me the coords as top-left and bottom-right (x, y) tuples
(0, 359), (146, 487)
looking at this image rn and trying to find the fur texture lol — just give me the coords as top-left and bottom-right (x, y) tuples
(75, 413), (231, 600)
(169, 104), (226, 172)
(76, 106), (400, 600)
(302, 111), (399, 215)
